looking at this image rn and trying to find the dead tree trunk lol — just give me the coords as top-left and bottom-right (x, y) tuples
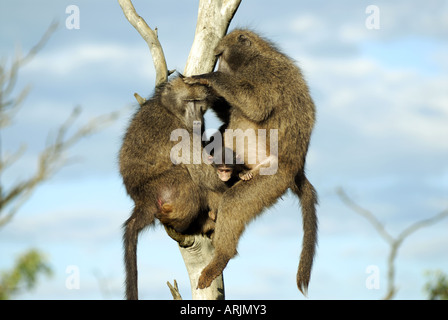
(118, 0), (241, 300)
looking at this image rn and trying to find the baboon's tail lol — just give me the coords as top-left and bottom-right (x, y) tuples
(123, 205), (155, 300)
(291, 173), (318, 296)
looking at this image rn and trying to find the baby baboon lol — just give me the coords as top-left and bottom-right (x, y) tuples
(206, 146), (254, 228)
(119, 76), (226, 300)
(208, 146), (252, 183)
(185, 29), (318, 294)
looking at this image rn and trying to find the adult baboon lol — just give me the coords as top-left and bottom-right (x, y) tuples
(119, 76), (226, 299)
(185, 29), (318, 294)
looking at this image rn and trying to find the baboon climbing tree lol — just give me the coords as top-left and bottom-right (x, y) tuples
(118, 0), (242, 300)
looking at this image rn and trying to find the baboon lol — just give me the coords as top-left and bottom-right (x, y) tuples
(119, 76), (226, 299)
(208, 146), (252, 183)
(184, 29), (318, 294)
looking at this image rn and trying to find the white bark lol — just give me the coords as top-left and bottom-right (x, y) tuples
(180, 0), (241, 300)
(184, 0), (241, 76)
(118, 0), (241, 300)
(179, 234), (225, 300)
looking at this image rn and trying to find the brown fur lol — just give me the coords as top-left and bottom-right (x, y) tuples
(185, 29), (318, 295)
(119, 76), (227, 299)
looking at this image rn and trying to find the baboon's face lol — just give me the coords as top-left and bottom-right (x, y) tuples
(214, 29), (257, 73)
(216, 166), (232, 182)
(161, 77), (211, 113)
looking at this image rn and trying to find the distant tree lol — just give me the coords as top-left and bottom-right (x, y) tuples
(337, 187), (448, 299)
(0, 249), (52, 299)
(0, 23), (120, 228)
(424, 270), (448, 300)
(0, 22), (120, 299)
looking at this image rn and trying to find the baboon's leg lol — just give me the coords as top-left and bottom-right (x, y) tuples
(197, 172), (290, 289)
(154, 183), (202, 233)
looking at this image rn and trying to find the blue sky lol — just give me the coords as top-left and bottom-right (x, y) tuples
(0, 0), (447, 299)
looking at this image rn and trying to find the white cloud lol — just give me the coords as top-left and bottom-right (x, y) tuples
(379, 1), (448, 39)
(302, 53), (448, 153)
(24, 42), (153, 79)
(290, 14), (326, 35)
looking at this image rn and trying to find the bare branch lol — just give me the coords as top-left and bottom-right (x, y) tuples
(184, 0), (241, 76)
(133, 93), (146, 106)
(0, 144), (26, 172)
(337, 187), (448, 300)
(167, 280), (183, 300)
(336, 187), (394, 244)
(178, 234), (225, 300)
(3, 21), (58, 99)
(18, 21), (59, 67)
(0, 22), (59, 226)
(118, 0), (168, 87)
(398, 208), (448, 242)
(0, 22), (58, 128)
(221, 0), (243, 26)
(164, 228), (224, 300)
(0, 107), (122, 228)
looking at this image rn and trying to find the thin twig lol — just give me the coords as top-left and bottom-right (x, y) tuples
(398, 209), (448, 242)
(0, 22), (58, 128)
(336, 187), (394, 244)
(0, 107), (122, 228)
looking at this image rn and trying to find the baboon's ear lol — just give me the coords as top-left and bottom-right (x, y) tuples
(238, 34), (251, 46)
(160, 82), (172, 99)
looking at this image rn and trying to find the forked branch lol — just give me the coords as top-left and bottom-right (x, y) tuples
(337, 187), (448, 299)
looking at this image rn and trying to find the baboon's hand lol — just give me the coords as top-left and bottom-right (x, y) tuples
(201, 217), (215, 234)
(183, 76), (211, 87)
(239, 171), (254, 181)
